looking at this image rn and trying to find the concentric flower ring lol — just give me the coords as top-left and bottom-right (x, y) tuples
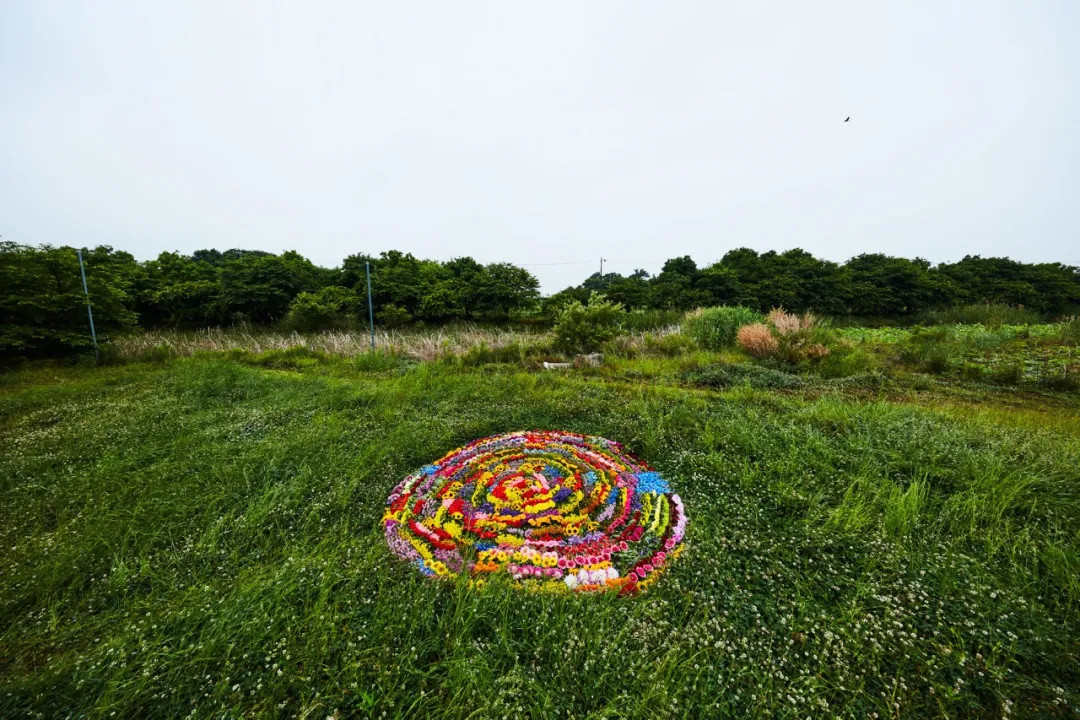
(382, 430), (687, 593)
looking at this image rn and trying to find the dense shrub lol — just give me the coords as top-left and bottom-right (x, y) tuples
(683, 306), (761, 349)
(682, 362), (802, 389)
(376, 303), (412, 329)
(553, 292), (626, 354)
(920, 303), (1042, 328)
(283, 287), (361, 331)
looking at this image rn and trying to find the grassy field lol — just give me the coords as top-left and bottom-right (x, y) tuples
(1, 346), (1079, 718)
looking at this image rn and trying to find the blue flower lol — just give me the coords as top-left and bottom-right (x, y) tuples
(636, 472), (669, 494)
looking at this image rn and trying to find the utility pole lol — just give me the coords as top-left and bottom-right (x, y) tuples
(600, 256), (606, 279)
(365, 261), (375, 351)
(76, 248), (99, 363)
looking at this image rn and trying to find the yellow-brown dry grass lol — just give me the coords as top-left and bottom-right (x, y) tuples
(736, 323), (779, 358)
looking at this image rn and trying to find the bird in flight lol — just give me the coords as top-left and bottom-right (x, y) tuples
(844, 116), (850, 122)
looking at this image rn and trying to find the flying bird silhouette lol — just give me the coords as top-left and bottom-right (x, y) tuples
(844, 117), (850, 122)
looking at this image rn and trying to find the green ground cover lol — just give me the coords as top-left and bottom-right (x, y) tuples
(831, 323), (1080, 387)
(1, 354), (1078, 718)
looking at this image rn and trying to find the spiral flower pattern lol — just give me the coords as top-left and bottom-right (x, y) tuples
(382, 430), (687, 593)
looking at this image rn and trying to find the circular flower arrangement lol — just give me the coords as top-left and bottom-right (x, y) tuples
(382, 430), (687, 593)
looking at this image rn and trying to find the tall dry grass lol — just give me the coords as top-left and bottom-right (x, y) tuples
(739, 309), (830, 362)
(114, 324), (689, 363)
(736, 324), (779, 358)
(115, 325), (554, 362)
(767, 308), (819, 335)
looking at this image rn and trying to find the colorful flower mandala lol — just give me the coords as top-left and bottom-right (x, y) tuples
(382, 430), (687, 593)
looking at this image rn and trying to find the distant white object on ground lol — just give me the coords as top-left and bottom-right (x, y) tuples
(543, 354), (603, 370)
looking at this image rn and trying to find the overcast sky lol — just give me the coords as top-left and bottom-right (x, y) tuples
(2, 2), (1078, 292)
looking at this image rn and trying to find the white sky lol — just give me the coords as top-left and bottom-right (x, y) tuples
(2, 1), (1078, 292)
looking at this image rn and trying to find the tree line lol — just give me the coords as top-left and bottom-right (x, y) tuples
(549, 249), (1080, 318)
(2, 241), (1078, 357)
(0, 243), (540, 356)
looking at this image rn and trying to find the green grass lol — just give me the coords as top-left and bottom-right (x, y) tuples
(833, 323), (1079, 382)
(1, 356), (1079, 718)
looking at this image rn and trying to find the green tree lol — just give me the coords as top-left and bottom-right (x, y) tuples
(219, 251), (321, 323)
(284, 286), (361, 331)
(603, 271), (652, 309)
(443, 256), (486, 318)
(696, 264), (740, 307)
(845, 254), (938, 316)
(542, 287), (591, 319)
(649, 256), (710, 310)
(937, 256), (1080, 314)
(135, 251), (222, 327)
(372, 251), (425, 316)
(474, 262), (541, 318)
(1, 243), (138, 357)
(417, 263), (464, 323)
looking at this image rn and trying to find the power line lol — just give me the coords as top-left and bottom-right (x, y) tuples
(518, 259), (597, 267)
